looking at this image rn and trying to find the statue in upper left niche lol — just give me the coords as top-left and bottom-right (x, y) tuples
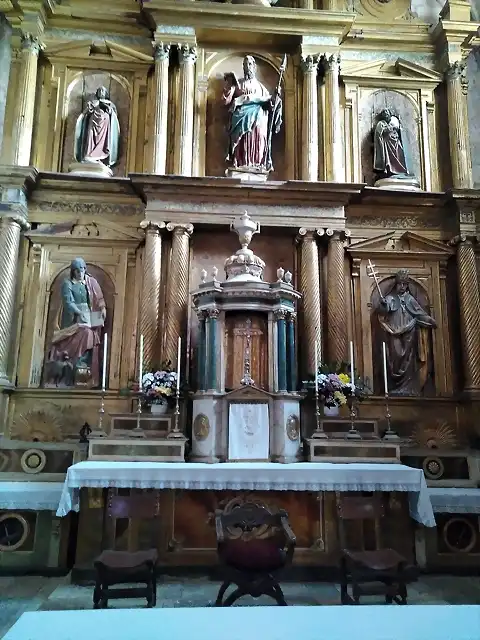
(74, 86), (120, 169)
(44, 258), (106, 388)
(222, 54), (284, 180)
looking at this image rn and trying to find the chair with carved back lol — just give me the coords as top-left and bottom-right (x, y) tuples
(214, 502), (296, 607)
(93, 489), (161, 609)
(337, 494), (411, 605)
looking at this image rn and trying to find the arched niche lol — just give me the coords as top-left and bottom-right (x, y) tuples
(42, 263), (115, 388)
(61, 72), (131, 176)
(370, 275), (435, 397)
(205, 53), (286, 180)
(359, 89), (421, 186)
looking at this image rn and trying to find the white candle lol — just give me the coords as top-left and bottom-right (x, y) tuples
(349, 340), (355, 394)
(382, 341), (389, 395)
(138, 334), (144, 392)
(176, 337), (181, 392)
(102, 333), (108, 391)
(314, 340), (318, 393)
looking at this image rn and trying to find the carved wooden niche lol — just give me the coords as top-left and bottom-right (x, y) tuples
(205, 53), (286, 180)
(42, 264), (115, 388)
(359, 89), (421, 186)
(62, 72), (131, 177)
(370, 275), (436, 398)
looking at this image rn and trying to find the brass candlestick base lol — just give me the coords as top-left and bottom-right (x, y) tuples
(90, 391), (107, 438)
(345, 396), (361, 440)
(311, 391), (328, 439)
(130, 396), (146, 439)
(382, 393), (399, 441)
(168, 391), (186, 440)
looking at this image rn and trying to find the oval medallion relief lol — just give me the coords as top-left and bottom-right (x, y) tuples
(193, 414), (210, 441)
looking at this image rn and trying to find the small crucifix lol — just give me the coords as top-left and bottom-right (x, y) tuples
(240, 318), (255, 387)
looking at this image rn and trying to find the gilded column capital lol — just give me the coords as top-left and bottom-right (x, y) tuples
(166, 222), (194, 236)
(449, 234), (478, 247)
(274, 309), (288, 321)
(206, 308), (220, 320)
(300, 54), (319, 75)
(0, 213), (30, 231)
(140, 220), (166, 234)
(322, 53), (340, 75)
(153, 42), (170, 62)
(445, 60), (467, 82)
(178, 44), (197, 66)
(325, 228), (350, 241)
(196, 309), (207, 321)
(20, 33), (43, 56)
(288, 311), (297, 322)
(296, 227), (324, 243)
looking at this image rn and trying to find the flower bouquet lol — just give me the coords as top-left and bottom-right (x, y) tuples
(303, 362), (370, 409)
(141, 362), (178, 408)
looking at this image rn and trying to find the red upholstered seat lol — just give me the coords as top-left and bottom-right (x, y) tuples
(222, 539), (286, 572)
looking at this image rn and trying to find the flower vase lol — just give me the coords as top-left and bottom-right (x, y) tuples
(150, 403), (168, 415)
(323, 405), (340, 417)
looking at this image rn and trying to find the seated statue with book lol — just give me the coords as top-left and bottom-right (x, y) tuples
(44, 257), (106, 388)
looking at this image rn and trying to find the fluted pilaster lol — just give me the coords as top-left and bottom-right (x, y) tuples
(152, 43), (171, 175)
(297, 228), (322, 376)
(326, 229), (348, 364)
(12, 34), (42, 166)
(0, 214), (29, 383)
(445, 62), (472, 189)
(174, 44), (197, 176)
(322, 54), (343, 183)
(300, 55), (319, 182)
(455, 236), (480, 394)
(139, 221), (164, 371)
(163, 223), (193, 365)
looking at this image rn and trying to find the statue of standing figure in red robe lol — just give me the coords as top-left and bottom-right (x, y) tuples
(74, 86), (120, 168)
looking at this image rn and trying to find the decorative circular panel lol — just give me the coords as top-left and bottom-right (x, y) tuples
(422, 456), (444, 481)
(0, 513), (29, 552)
(443, 517), (477, 554)
(193, 414), (210, 441)
(20, 449), (47, 475)
(286, 415), (300, 441)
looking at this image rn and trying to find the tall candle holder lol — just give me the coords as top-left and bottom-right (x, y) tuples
(168, 390), (185, 439)
(345, 395), (361, 440)
(382, 393), (399, 441)
(131, 394), (145, 438)
(90, 391), (107, 438)
(311, 388), (328, 439)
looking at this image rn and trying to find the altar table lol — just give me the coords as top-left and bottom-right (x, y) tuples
(0, 482), (64, 511)
(429, 487), (480, 514)
(4, 606), (480, 640)
(56, 461), (435, 526)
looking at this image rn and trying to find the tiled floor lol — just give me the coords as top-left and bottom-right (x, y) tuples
(1, 574), (480, 637)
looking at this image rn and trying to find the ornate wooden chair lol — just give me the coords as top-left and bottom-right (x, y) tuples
(337, 494), (411, 605)
(93, 489), (161, 609)
(214, 502), (296, 607)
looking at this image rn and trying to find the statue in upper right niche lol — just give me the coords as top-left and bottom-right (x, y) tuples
(374, 269), (436, 396)
(373, 109), (419, 189)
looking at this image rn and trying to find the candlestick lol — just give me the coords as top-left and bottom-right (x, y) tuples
(167, 387), (185, 440)
(102, 333), (108, 392)
(314, 340), (319, 393)
(311, 386), (328, 439)
(89, 390), (107, 439)
(345, 394), (361, 440)
(138, 334), (144, 392)
(176, 337), (181, 392)
(349, 340), (355, 393)
(382, 341), (388, 396)
(382, 392), (399, 441)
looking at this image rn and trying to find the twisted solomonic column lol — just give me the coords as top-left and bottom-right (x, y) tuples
(300, 54), (319, 181)
(162, 223), (194, 366)
(454, 235), (480, 395)
(13, 33), (42, 166)
(0, 214), (30, 384)
(296, 228), (323, 377)
(139, 221), (165, 371)
(174, 44), (197, 176)
(445, 62), (472, 189)
(152, 43), (171, 175)
(326, 229), (349, 364)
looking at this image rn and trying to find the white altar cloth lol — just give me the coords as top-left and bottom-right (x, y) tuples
(0, 482), (64, 511)
(4, 606), (480, 640)
(429, 487), (480, 514)
(56, 461), (435, 526)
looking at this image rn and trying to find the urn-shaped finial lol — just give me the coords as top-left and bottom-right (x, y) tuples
(212, 266), (218, 282)
(200, 269), (207, 284)
(230, 210), (260, 251)
(276, 267), (285, 282)
(284, 271), (293, 285)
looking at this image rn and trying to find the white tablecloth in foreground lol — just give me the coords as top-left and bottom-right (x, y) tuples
(429, 487), (480, 514)
(56, 461), (435, 527)
(5, 606), (480, 640)
(0, 482), (64, 511)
